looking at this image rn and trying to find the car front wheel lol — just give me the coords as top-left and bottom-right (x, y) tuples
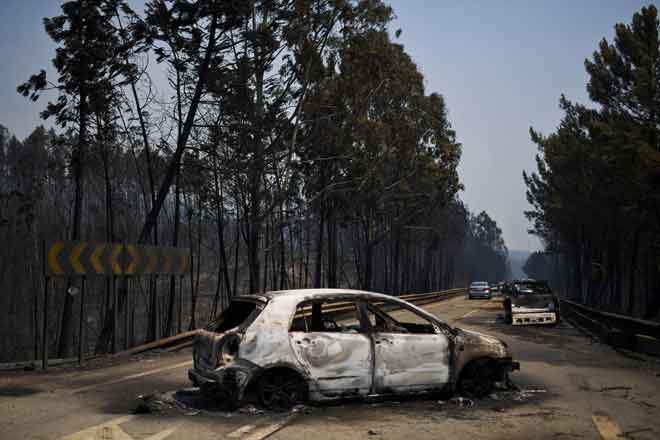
(458, 359), (496, 398)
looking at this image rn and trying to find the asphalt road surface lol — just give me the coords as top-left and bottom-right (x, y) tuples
(2, 295), (660, 440)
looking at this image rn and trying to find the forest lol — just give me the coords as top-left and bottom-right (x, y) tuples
(524, 5), (660, 320)
(0, 0), (508, 362)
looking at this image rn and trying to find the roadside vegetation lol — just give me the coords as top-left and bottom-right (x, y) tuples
(524, 5), (660, 319)
(0, 0), (508, 362)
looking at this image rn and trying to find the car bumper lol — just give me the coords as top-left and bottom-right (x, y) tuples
(497, 357), (520, 372)
(490, 357), (520, 383)
(469, 292), (491, 299)
(188, 362), (256, 401)
(511, 311), (556, 325)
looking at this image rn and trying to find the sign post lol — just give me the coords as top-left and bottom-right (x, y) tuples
(78, 276), (86, 365)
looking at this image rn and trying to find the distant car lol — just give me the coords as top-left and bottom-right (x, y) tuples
(469, 282), (492, 299)
(503, 280), (560, 325)
(189, 289), (518, 409)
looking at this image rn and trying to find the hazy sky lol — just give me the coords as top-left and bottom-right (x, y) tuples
(0, 1), (654, 251)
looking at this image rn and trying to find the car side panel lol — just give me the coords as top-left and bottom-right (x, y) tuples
(373, 332), (450, 392)
(238, 296), (305, 370)
(289, 331), (373, 398)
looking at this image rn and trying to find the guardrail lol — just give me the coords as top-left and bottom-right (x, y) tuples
(0, 288), (467, 371)
(560, 299), (660, 356)
(128, 287), (468, 355)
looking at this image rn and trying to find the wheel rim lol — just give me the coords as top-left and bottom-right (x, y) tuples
(259, 371), (304, 410)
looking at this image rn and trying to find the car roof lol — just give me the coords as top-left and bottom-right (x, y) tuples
(235, 288), (404, 302)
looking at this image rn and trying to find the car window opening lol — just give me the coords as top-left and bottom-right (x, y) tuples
(366, 302), (436, 335)
(290, 300), (362, 333)
(212, 300), (262, 332)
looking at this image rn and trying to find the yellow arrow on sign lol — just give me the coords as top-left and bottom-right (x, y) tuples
(162, 250), (173, 273)
(47, 241), (65, 275)
(126, 244), (140, 275)
(179, 251), (189, 274)
(90, 244), (106, 274)
(110, 244), (123, 275)
(146, 247), (159, 273)
(69, 242), (87, 275)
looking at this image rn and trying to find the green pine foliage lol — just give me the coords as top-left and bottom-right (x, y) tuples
(525, 5), (660, 318)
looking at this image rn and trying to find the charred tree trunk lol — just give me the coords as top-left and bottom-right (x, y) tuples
(58, 89), (87, 358)
(165, 166), (181, 335)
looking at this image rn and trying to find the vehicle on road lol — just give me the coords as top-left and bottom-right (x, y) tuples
(189, 289), (519, 409)
(503, 280), (560, 325)
(468, 281), (492, 299)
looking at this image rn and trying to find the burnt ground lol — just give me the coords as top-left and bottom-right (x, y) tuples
(1, 295), (660, 439)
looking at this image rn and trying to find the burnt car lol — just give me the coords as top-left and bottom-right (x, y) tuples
(189, 289), (518, 409)
(503, 280), (560, 325)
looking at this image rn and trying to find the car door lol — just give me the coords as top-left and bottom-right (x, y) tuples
(289, 299), (373, 398)
(365, 300), (451, 393)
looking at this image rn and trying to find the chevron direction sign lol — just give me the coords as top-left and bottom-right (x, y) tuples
(45, 241), (189, 277)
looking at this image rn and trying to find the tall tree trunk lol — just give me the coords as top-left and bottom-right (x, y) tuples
(138, 14), (219, 244)
(58, 89), (87, 358)
(627, 227), (642, 315)
(279, 205), (288, 290)
(211, 155), (231, 316)
(314, 207), (325, 288)
(165, 166), (181, 335)
(392, 230), (400, 294)
(326, 207), (338, 288)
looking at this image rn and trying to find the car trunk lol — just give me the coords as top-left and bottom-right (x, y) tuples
(512, 294), (554, 311)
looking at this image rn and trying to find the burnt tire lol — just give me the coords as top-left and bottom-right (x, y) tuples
(458, 359), (496, 398)
(257, 369), (307, 411)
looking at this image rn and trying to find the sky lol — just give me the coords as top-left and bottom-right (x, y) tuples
(0, 0), (655, 251)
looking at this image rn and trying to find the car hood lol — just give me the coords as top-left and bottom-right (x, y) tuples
(456, 328), (509, 358)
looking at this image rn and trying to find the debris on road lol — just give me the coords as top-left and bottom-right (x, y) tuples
(239, 404), (266, 415)
(449, 396), (475, 408)
(599, 386), (632, 392)
(135, 388), (237, 416)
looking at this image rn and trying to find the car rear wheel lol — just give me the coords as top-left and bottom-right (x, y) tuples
(257, 368), (307, 410)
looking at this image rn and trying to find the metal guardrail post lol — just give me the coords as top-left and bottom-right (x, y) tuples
(78, 276), (86, 365)
(42, 276), (49, 370)
(112, 275), (118, 353)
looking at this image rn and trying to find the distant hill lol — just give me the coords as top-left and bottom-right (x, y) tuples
(508, 249), (531, 279)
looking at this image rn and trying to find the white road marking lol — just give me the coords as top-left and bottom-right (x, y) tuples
(59, 415), (135, 440)
(460, 309), (478, 319)
(228, 424), (257, 438)
(144, 426), (178, 440)
(69, 360), (193, 394)
(243, 414), (298, 440)
(592, 414), (623, 440)
(59, 415), (178, 440)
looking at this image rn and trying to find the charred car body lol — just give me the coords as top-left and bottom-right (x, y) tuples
(189, 289), (519, 409)
(503, 280), (560, 325)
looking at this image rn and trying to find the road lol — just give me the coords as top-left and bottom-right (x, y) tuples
(2, 295), (660, 440)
